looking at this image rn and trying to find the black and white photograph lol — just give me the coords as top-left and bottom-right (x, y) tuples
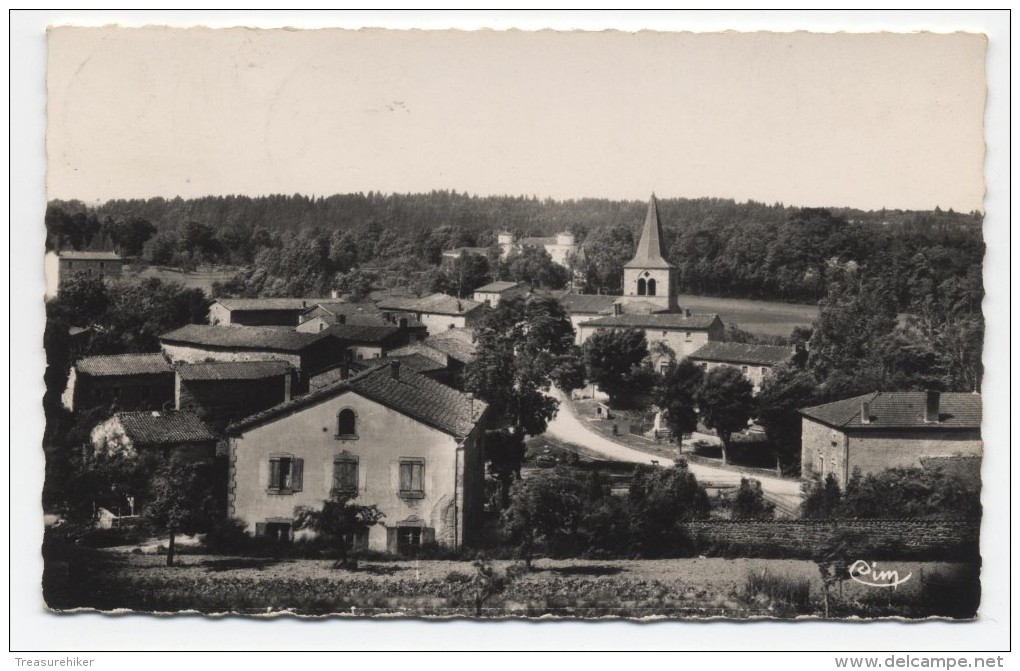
(12, 9), (1010, 657)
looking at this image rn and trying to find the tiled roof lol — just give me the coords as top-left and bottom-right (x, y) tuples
(59, 251), (122, 260)
(377, 293), (483, 316)
(385, 353), (447, 374)
(554, 293), (619, 314)
(215, 298), (324, 311)
(302, 301), (379, 317)
(474, 281), (520, 294)
(115, 411), (216, 445)
(423, 328), (477, 363)
(323, 324), (402, 344)
(160, 324), (331, 352)
(76, 353), (173, 377)
(580, 312), (721, 330)
(229, 361), (487, 438)
(176, 360), (293, 381)
(624, 195), (673, 269)
(689, 342), (794, 366)
(304, 306), (425, 330)
(799, 392), (982, 430)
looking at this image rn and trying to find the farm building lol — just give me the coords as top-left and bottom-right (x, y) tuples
(61, 353), (175, 413)
(472, 281), (529, 308)
(174, 360), (295, 433)
(498, 231), (578, 268)
(91, 410), (218, 461)
(799, 390), (983, 488)
(576, 312), (725, 370)
(208, 298), (327, 327)
(388, 327), (477, 389)
(46, 250), (125, 298)
(688, 341), (796, 393)
(227, 360), (489, 552)
(376, 293), (486, 333)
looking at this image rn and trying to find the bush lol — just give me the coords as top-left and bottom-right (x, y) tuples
(743, 568), (812, 615)
(444, 570), (472, 584)
(202, 517), (252, 554)
(732, 478), (775, 520)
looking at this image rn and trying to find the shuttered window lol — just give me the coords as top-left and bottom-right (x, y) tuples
(333, 456), (359, 495)
(268, 455), (303, 494)
(398, 459), (425, 498)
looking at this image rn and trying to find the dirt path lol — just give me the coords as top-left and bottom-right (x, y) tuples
(545, 389), (803, 512)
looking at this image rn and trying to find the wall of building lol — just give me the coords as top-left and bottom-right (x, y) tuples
(90, 417), (216, 461)
(161, 342), (304, 369)
(474, 291), (502, 307)
(800, 417), (848, 484)
(693, 361), (774, 393)
(295, 316), (331, 333)
(420, 312), (469, 334)
(622, 267), (678, 311)
(177, 375), (291, 432)
(207, 303), (231, 326)
(229, 390), (473, 551)
(543, 242), (576, 267)
(65, 371), (175, 414)
(58, 258), (124, 287)
(349, 344), (385, 361)
(576, 324), (714, 364)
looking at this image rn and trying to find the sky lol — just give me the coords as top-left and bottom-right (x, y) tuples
(47, 27), (987, 212)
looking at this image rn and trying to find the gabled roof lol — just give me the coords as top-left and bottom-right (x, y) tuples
(799, 392), (982, 430)
(624, 195), (674, 270)
(554, 292), (619, 315)
(228, 361), (487, 438)
(214, 298), (323, 312)
(301, 301), (379, 317)
(689, 342), (794, 366)
(160, 324), (332, 352)
(377, 293), (484, 316)
(176, 360), (293, 381)
(474, 281), (520, 294)
(422, 328), (477, 363)
(59, 251), (122, 261)
(76, 353), (173, 377)
(385, 353), (448, 374)
(323, 324), (403, 344)
(580, 312), (722, 330)
(113, 411), (216, 445)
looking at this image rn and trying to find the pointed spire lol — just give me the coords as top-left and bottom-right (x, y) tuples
(625, 194), (673, 269)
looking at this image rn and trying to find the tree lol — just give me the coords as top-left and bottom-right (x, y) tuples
(731, 478), (775, 520)
(293, 492), (386, 569)
(577, 224), (634, 294)
(627, 460), (709, 557)
(501, 245), (569, 289)
(56, 275), (110, 326)
(63, 448), (157, 526)
(756, 364), (819, 474)
(582, 328), (649, 407)
(655, 359), (704, 442)
(696, 366), (756, 464)
(332, 268), (374, 301)
(144, 457), (225, 566)
(500, 467), (588, 568)
(841, 467), (981, 519)
(800, 474), (844, 519)
(445, 252), (491, 298)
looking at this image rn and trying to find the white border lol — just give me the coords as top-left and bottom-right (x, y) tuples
(9, 10), (1011, 655)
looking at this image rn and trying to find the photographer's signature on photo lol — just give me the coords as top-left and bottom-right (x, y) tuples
(848, 560), (912, 588)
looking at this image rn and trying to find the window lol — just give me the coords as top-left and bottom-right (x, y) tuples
(647, 278), (656, 296)
(397, 526), (422, 553)
(255, 521), (292, 542)
(662, 331), (668, 338)
(67, 262), (73, 269)
(637, 278), (646, 296)
(268, 455), (303, 494)
(332, 456), (359, 495)
(699, 362), (708, 369)
(741, 365), (749, 374)
(399, 459), (425, 498)
(761, 367), (769, 376)
(357, 353), (364, 360)
(372, 353), (380, 358)
(337, 408), (358, 438)
(99, 262), (105, 269)
(685, 332), (692, 342)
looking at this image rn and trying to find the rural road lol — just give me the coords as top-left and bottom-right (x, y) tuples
(544, 389), (803, 514)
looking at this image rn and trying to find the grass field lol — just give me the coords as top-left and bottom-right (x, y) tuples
(127, 265), (239, 295)
(43, 547), (976, 619)
(676, 293), (819, 338)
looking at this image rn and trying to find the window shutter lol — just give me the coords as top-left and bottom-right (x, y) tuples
(399, 462), (411, 492)
(332, 460), (343, 492)
(269, 458), (280, 489)
(292, 458), (304, 492)
(255, 522), (267, 537)
(423, 527), (436, 546)
(412, 462), (424, 493)
(386, 526), (398, 554)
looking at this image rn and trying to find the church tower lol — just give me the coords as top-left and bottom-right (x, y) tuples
(622, 194), (679, 312)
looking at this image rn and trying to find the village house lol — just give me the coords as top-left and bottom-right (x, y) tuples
(321, 324), (415, 362)
(296, 304), (427, 342)
(388, 327), (477, 389)
(208, 298), (328, 327)
(376, 293), (486, 333)
(577, 311), (725, 370)
(159, 324), (342, 386)
(46, 250), (125, 298)
(472, 281), (529, 308)
(226, 360), (489, 551)
(498, 231), (578, 267)
(549, 292), (620, 344)
(175, 360), (295, 434)
(799, 390), (983, 488)
(688, 341), (796, 393)
(61, 353), (175, 413)
(91, 410), (218, 461)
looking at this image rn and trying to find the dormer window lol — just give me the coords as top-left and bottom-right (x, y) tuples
(336, 408), (358, 439)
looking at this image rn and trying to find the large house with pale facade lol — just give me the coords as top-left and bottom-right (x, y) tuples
(799, 390), (983, 488)
(498, 231), (578, 267)
(226, 360), (489, 551)
(208, 298), (328, 327)
(376, 293), (486, 333)
(688, 341), (795, 393)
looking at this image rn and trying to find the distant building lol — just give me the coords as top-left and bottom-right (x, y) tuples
(620, 195), (679, 313)
(498, 231), (578, 268)
(175, 360), (295, 434)
(226, 360), (489, 551)
(159, 324), (341, 383)
(472, 281), (528, 308)
(62, 353), (175, 413)
(321, 324), (415, 362)
(799, 390), (983, 488)
(576, 311), (725, 371)
(688, 342), (795, 393)
(208, 298), (328, 327)
(376, 293), (486, 333)
(387, 327), (477, 389)
(47, 250), (124, 298)
(296, 302), (427, 342)
(441, 246), (493, 264)
(91, 410), (217, 461)
(548, 292), (619, 344)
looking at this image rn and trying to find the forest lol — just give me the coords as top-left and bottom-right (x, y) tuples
(46, 191), (984, 310)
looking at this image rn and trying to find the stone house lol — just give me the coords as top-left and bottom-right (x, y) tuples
(688, 341), (795, 393)
(48, 250), (124, 297)
(376, 293), (486, 333)
(208, 298), (326, 327)
(498, 231), (578, 268)
(472, 281), (528, 308)
(576, 312), (725, 370)
(320, 324), (415, 362)
(799, 390), (983, 488)
(226, 360), (489, 552)
(62, 353), (175, 413)
(91, 410), (218, 461)
(174, 360), (295, 434)
(387, 327), (477, 389)
(548, 292), (619, 344)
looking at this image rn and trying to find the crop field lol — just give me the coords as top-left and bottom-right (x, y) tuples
(676, 293), (819, 338)
(44, 549), (975, 619)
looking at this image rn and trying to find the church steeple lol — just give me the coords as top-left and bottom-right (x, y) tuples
(625, 194), (673, 269)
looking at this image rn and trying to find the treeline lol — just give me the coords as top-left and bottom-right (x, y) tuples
(46, 192), (983, 309)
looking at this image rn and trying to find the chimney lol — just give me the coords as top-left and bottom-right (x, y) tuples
(860, 401), (871, 424)
(283, 372), (292, 401)
(924, 390), (941, 423)
(390, 359), (401, 380)
(466, 392), (474, 418)
(456, 300), (463, 312)
(383, 311), (392, 323)
(302, 300), (307, 308)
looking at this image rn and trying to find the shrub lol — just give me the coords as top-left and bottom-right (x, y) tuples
(444, 570), (472, 584)
(202, 517), (252, 554)
(743, 569), (812, 615)
(731, 478), (776, 520)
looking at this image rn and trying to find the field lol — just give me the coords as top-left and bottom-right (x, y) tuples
(127, 265), (239, 295)
(675, 293), (819, 338)
(43, 547), (976, 619)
